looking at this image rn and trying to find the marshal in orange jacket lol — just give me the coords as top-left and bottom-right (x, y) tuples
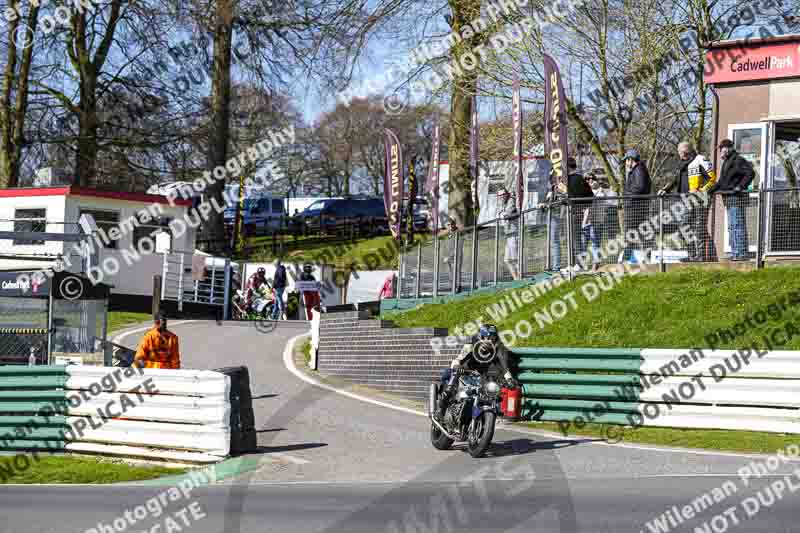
(134, 327), (181, 369)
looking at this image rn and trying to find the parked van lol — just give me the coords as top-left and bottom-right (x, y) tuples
(300, 197), (387, 236)
(224, 196), (286, 236)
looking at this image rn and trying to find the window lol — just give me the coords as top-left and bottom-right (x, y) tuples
(132, 215), (172, 253)
(13, 209), (46, 245)
(272, 199), (284, 214)
(79, 209), (120, 249)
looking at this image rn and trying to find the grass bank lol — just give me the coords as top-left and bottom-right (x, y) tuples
(0, 455), (183, 484)
(388, 266), (800, 453)
(391, 267), (800, 349)
(107, 312), (152, 335)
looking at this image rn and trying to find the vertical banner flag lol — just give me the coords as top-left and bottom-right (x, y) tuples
(384, 129), (404, 240)
(544, 53), (569, 196)
(470, 96), (480, 213)
(407, 158), (417, 239)
(512, 72), (524, 211)
(426, 123), (441, 232)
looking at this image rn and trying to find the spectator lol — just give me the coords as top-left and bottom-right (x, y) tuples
(593, 176), (620, 242)
(498, 188), (520, 280)
(659, 141), (717, 262)
(545, 168), (568, 271)
(442, 218), (463, 291)
(378, 272), (396, 300)
(566, 158), (596, 270)
(584, 174), (603, 270)
(134, 312), (180, 369)
(271, 259), (288, 319)
(620, 149), (652, 263)
(708, 139), (756, 261)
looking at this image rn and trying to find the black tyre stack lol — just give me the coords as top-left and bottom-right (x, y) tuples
(214, 366), (258, 455)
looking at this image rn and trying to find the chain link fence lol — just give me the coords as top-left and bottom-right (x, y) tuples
(396, 188), (800, 298)
(0, 297), (48, 364)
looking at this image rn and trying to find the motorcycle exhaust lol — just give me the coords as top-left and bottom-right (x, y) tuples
(429, 383), (458, 440)
(428, 383), (438, 418)
(430, 416), (458, 441)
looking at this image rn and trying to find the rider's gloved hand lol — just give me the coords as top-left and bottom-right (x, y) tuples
(504, 371), (517, 389)
(450, 359), (461, 371)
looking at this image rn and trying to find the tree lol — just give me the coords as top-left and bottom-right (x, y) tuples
(0, 1), (40, 187)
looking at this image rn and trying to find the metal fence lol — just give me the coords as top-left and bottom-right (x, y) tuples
(161, 249), (233, 312)
(397, 188), (800, 298)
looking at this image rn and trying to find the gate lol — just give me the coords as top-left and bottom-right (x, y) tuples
(161, 249), (234, 314)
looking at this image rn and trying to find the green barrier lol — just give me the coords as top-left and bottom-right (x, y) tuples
(0, 366), (69, 451)
(512, 347), (644, 426)
(517, 358), (642, 372)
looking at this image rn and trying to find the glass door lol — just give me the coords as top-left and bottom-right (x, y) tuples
(765, 120), (800, 255)
(724, 124), (768, 255)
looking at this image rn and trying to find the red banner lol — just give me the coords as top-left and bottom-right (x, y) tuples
(426, 123), (440, 232)
(704, 41), (800, 84)
(512, 72), (523, 210)
(384, 129), (403, 240)
(544, 54), (569, 195)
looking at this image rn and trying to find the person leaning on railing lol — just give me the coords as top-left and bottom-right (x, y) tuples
(658, 141), (717, 262)
(707, 139), (756, 262)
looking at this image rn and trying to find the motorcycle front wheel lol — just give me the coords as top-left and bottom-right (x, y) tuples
(467, 411), (496, 458)
(430, 422), (454, 450)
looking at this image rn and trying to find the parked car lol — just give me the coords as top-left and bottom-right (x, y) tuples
(410, 197), (430, 231)
(224, 196), (286, 236)
(300, 197), (388, 236)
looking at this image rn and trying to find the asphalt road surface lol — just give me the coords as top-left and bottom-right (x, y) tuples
(2, 319), (800, 533)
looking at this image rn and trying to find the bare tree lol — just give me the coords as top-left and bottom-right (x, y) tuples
(0, 1), (40, 187)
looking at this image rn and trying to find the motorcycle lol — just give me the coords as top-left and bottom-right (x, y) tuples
(428, 341), (506, 458)
(232, 285), (274, 320)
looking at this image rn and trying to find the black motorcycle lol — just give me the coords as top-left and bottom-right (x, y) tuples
(428, 341), (504, 458)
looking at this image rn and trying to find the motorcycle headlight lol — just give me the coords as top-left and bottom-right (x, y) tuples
(484, 381), (500, 396)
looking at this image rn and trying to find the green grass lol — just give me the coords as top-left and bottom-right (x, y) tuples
(0, 455), (184, 484)
(525, 421), (800, 454)
(302, 338), (312, 366)
(107, 312), (152, 334)
(240, 234), (408, 270)
(387, 266), (800, 452)
(391, 266), (800, 349)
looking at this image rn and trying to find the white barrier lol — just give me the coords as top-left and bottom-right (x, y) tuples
(65, 367), (230, 397)
(632, 349), (800, 433)
(64, 366), (232, 461)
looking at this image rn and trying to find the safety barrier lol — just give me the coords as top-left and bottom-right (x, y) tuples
(0, 366), (69, 451)
(518, 347), (800, 433)
(0, 365), (234, 464)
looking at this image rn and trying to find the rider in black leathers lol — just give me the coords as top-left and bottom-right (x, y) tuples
(436, 324), (516, 420)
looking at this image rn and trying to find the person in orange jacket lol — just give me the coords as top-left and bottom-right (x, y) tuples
(134, 311), (181, 369)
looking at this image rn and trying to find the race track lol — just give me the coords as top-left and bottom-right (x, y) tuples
(2, 320), (799, 533)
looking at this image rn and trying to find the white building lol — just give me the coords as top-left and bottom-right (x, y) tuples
(0, 184), (205, 309)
